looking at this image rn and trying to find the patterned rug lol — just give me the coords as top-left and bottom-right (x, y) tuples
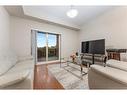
(47, 63), (89, 89)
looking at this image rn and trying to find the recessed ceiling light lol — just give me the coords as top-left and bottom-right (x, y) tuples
(66, 8), (78, 18)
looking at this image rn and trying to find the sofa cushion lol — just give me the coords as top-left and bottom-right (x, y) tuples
(8, 51), (18, 65)
(18, 55), (33, 62)
(120, 53), (127, 62)
(0, 60), (13, 76)
(106, 59), (127, 72)
(0, 50), (18, 65)
(0, 50), (18, 76)
(0, 70), (29, 88)
(91, 65), (127, 85)
(7, 60), (34, 73)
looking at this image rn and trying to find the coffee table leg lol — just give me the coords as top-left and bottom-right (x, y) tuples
(80, 64), (88, 76)
(67, 61), (69, 66)
(81, 66), (83, 74)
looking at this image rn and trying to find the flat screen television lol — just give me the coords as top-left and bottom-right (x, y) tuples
(81, 39), (105, 54)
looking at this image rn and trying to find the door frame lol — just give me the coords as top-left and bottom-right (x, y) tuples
(31, 29), (61, 65)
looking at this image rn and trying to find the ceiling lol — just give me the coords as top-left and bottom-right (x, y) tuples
(5, 6), (114, 31)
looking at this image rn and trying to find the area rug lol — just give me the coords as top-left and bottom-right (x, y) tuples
(47, 63), (89, 89)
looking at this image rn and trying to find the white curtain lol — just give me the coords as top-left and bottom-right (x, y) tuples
(31, 30), (37, 64)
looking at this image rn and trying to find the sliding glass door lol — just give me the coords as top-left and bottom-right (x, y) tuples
(37, 32), (47, 62)
(37, 32), (59, 62)
(48, 33), (59, 61)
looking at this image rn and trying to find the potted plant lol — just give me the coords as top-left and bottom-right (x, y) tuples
(70, 53), (77, 63)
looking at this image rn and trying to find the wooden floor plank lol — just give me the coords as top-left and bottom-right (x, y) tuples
(34, 63), (64, 89)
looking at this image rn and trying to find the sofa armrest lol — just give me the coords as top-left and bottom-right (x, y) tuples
(0, 70), (29, 88)
(88, 65), (127, 89)
(18, 55), (33, 62)
(106, 59), (127, 72)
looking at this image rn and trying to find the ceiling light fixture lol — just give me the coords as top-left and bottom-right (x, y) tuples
(66, 6), (78, 18)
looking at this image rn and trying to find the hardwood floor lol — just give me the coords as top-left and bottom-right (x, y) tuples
(34, 63), (64, 89)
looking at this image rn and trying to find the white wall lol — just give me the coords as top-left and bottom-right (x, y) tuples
(10, 16), (79, 58)
(79, 7), (127, 52)
(10, 7), (127, 59)
(0, 6), (10, 51)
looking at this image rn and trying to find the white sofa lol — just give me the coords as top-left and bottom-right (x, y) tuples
(0, 50), (34, 89)
(88, 59), (127, 89)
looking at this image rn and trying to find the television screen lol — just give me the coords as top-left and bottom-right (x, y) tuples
(81, 39), (105, 54)
(81, 41), (89, 53)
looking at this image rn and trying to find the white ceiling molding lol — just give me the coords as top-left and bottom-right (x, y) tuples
(22, 6), (81, 30)
(5, 6), (115, 31)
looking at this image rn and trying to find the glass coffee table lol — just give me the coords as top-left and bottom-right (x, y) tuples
(60, 57), (89, 76)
